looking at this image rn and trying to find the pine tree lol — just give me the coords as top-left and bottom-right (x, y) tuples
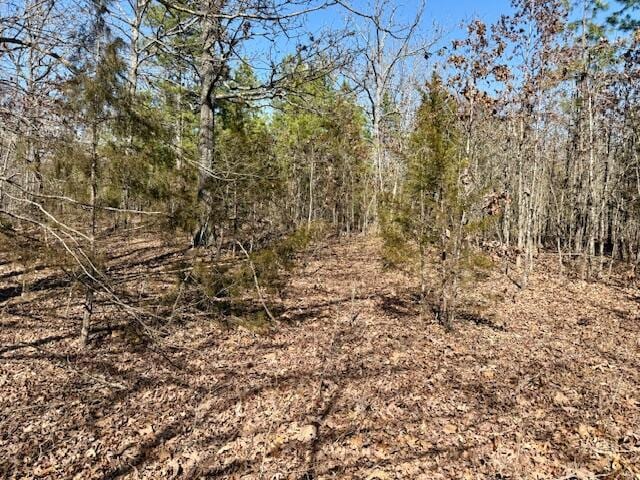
(272, 73), (371, 233)
(382, 74), (493, 329)
(608, 0), (640, 31)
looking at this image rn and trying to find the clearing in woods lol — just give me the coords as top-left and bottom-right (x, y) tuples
(1, 235), (639, 479)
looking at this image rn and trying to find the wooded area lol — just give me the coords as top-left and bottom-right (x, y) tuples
(1, 0), (640, 478)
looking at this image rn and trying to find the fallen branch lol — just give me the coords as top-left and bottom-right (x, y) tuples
(236, 241), (277, 324)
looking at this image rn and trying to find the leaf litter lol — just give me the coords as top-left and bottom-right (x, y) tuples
(0, 235), (639, 479)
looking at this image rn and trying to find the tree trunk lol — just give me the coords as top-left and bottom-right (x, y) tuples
(81, 120), (99, 347)
(193, 0), (223, 246)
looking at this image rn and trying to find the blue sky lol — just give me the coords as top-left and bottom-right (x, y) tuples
(420, 0), (515, 51)
(270, 0), (515, 65)
(294, 0), (516, 58)
(423, 0), (513, 30)
(329, 0), (515, 35)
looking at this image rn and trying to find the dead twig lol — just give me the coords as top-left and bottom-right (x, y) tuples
(236, 241), (277, 324)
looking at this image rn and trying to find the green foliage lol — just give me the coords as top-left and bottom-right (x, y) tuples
(607, 0), (640, 30)
(379, 198), (417, 268)
(47, 38), (186, 231)
(386, 73), (466, 251)
(191, 222), (327, 314)
(238, 222), (327, 295)
(380, 74), (494, 328)
(272, 74), (371, 231)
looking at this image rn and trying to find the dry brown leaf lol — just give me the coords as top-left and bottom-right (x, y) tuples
(349, 434), (365, 449)
(577, 424), (590, 438)
(217, 443), (234, 454)
(33, 465), (56, 477)
(443, 423), (457, 434)
(366, 468), (392, 480)
(482, 368), (495, 379)
(94, 416), (111, 429)
(295, 424), (317, 442)
(553, 391), (570, 405)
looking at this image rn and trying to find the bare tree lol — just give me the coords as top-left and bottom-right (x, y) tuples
(344, 0), (433, 217)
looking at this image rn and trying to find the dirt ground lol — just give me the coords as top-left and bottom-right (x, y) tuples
(1, 235), (639, 479)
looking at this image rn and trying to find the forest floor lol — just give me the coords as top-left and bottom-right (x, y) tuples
(0, 234), (639, 479)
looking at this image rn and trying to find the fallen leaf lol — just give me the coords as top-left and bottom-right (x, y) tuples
(577, 424), (590, 438)
(348, 434), (365, 449)
(157, 446), (172, 462)
(295, 424), (317, 442)
(33, 465), (56, 477)
(553, 391), (570, 405)
(366, 468), (392, 480)
(482, 368), (495, 379)
(443, 423), (457, 434)
(217, 443), (233, 454)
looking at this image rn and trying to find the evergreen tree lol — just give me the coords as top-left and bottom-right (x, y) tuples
(608, 0), (640, 31)
(382, 74), (492, 329)
(273, 72), (371, 233)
